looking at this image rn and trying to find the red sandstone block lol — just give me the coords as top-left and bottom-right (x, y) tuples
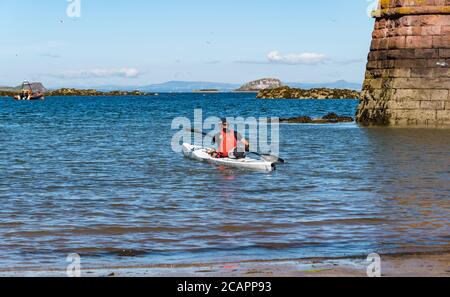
(433, 36), (450, 48)
(439, 49), (450, 58)
(379, 59), (396, 69)
(406, 36), (433, 49)
(421, 26), (442, 36)
(433, 15), (450, 26)
(371, 39), (380, 51)
(390, 68), (411, 78)
(387, 26), (421, 37)
(400, 16), (417, 27)
(369, 50), (389, 61)
(379, 38), (389, 50)
(366, 60), (379, 70)
(434, 67), (450, 77)
(445, 101), (450, 110)
(393, 89), (431, 101)
(392, 109), (437, 122)
(431, 90), (450, 101)
(415, 48), (440, 58)
(387, 49), (416, 59)
(388, 100), (421, 110)
(389, 36), (407, 49)
(392, 78), (449, 89)
(395, 58), (428, 68)
(373, 29), (387, 39)
(420, 100), (445, 110)
(411, 68), (434, 78)
(420, 15), (450, 26)
(434, 0), (448, 7)
(427, 59), (445, 67)
(437, 110), (450, 121)
(441, 25), (450, 35)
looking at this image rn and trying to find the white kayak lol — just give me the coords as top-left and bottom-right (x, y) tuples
(182, 143), (275, 172)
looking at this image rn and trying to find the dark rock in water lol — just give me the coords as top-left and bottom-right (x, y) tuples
(322, 113), (354, 123)
(280, 113), (354, 124)
(280, 116), (313, 123)
(192, 89), (220, 93)
(257, 86), (360, 99)
(117, 249), (145, 257)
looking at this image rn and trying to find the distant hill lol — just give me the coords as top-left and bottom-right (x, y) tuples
(41, 81), (240, 92)
(286, 80), (361, 91)
(0, 86), (17, 92)
(140, 81), (240, 92)
(3, 79), (362, 93)
(0, 82), (47, 93)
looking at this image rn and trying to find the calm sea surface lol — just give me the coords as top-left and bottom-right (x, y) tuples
(0, 93), (449, 270)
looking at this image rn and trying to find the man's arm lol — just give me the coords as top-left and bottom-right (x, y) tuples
(212, 132), (220, 144)
(235, 132), (250, 151)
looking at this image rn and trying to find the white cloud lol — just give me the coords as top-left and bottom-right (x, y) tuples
(267, 51), (328, 65)
(50, 68), (140, 79)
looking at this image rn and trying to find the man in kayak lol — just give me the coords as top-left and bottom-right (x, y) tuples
(211, 118), (249, 159)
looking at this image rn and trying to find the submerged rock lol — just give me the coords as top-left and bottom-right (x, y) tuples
(280, 113), (354, 124)
(321, 113), (354, 123)
(279, 116), (313, 123)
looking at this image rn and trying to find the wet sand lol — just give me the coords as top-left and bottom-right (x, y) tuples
(2, 252), (449, 277)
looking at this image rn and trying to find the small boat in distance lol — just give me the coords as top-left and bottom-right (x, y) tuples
(14, 81), (46, 100)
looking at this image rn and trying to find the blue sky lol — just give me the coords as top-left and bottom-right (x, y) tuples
(0, 0), (377, 87)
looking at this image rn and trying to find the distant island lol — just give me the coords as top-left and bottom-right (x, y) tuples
(192, 89), (220, 93)
(235, 78), (282, 92)
(0, 86), (156, 97)
(46, 88), (155, 96)
(234, 78), (361, 99)
(1, 79), (362, 98)
(257, 86), (361, 99)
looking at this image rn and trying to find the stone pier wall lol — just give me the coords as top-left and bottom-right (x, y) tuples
(356, 0), (450, 126)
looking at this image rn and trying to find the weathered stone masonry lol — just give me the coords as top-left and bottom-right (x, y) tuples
(356, 0), (450, 126)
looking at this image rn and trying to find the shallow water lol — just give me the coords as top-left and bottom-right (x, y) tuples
(0, 93), (449, 270)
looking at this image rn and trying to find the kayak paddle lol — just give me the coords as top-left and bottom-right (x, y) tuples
(247, 152), (285, 164)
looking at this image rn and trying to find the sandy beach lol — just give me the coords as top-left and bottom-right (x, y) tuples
(2, 252), (448, 277)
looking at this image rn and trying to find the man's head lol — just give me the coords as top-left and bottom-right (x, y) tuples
(220, 118), (229, 131)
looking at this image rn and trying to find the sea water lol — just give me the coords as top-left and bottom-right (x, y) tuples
(0, 93), (448, 270)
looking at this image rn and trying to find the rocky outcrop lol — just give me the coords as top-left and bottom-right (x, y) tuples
(236, 78), (282, 92)
(356, 0), (450, 126)
(46, 88), (154, 96)
(257, 86), (360, 99)
(1, 85), (155, 97)
(280, 113), (354, 124)
(0, 90), (15, 97)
